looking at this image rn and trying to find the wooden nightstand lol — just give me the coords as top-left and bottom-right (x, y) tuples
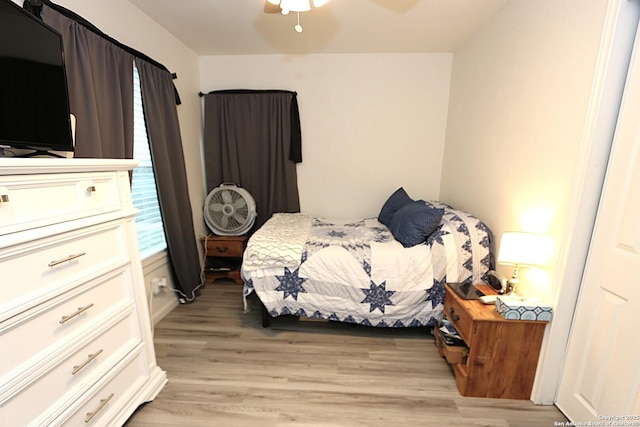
(437, 283), (549, 399)
(201, 235), (247, 285)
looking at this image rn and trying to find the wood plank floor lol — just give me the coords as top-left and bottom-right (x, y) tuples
(125, 281), (568, 427)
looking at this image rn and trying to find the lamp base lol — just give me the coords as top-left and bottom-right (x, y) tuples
(504, 264), (520, 295)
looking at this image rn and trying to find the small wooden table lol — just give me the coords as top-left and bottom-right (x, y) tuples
(437, 283), (549, 399)
(201, 235), (247, 285)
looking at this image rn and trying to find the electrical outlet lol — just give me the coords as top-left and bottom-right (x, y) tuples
(151, 277), (162, 296)
(151, 277), (168, 296)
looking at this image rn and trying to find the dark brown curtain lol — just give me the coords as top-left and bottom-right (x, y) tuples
(30, 1), (202, 302)
(203, 90), (301, 232)
(136, 58), (201, 302)
(41, 4), (134, 159)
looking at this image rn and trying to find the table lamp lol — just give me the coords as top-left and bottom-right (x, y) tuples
(497, 231), (552, 296)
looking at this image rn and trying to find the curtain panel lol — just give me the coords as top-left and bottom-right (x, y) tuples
(203, 90), (302, 232)
(30, 1), (202, 302)
(42, 4), (134, 159)
(136, 58), (202, 301)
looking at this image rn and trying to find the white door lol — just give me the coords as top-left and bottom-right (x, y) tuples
(556, 23), (640, 420)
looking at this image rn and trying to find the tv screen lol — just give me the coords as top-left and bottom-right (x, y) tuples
(0, 0), (74, 154)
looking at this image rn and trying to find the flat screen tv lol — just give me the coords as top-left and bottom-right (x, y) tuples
(0, 0), (74, 155)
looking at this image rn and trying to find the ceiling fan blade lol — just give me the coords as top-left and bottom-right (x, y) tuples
(264, 1), (281, 13)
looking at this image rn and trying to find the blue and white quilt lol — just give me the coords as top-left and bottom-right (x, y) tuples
(242, 202), (493, 327)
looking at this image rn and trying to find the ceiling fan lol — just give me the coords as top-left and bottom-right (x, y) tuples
(264, 0), (331, 15)
(264, 0), (331, 32)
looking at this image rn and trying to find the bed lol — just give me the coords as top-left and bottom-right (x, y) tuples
(241, 191), (494, 328)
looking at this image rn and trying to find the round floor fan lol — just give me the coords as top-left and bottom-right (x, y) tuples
(204, 183), (256, 236)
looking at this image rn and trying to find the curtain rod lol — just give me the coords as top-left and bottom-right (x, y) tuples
(199, 89), (297, 97)
(25, 1), (171, 75)
(24, 0), (181, 104)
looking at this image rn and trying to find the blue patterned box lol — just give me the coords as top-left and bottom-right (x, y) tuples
(495, 296), (553, 321)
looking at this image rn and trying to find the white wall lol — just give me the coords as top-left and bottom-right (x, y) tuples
(442, 0), (608, 299)
(200, 53), (452, 218)
(40, 0), (206, 321)
(441, 0), (611, 403)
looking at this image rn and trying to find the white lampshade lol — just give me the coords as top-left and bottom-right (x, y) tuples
(497, 232), (552, 267)
(280, 0), (311, 12)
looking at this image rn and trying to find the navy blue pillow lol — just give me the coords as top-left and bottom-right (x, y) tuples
(378, 187), (413, 227)
(389, 203), (444, 247)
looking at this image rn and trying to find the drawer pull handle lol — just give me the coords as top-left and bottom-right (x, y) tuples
(48, 252), (86, 267)
(215, 246), (229, 253)
(87, 185), (96, 193)
(0, 194), (8, 203)
(84, 393), (114, 423)
(60, 303), (94, 324)
(72, 349), (103, 375)
(449, 307), (460, 322)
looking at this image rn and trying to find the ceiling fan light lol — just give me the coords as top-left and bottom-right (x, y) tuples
(280, 0), (311, 13)
(312, 0), (330, 7)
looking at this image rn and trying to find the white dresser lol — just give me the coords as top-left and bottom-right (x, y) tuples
(0, 159), (167, 427)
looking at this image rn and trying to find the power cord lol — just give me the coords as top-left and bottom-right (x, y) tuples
(162, 234), (209, 304)
(148, 280), (155, 335)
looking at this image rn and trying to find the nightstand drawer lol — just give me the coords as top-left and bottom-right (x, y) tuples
(434, 328), (467, 365)
(444, 291), (473, 343)
(205, 239), (244, 257)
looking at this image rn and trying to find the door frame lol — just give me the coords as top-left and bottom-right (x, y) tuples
(532, 0), (640, 404)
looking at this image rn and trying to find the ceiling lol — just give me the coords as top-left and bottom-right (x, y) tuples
(127, 0), (509, 56)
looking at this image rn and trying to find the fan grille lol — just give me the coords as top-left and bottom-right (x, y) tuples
(204, 184), (256, 236)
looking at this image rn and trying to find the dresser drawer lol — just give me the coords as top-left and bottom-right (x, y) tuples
(444, 291), (473, 343)
(0, 171), (122, 236)
(0, 267), (135, 380)
(54, 350), (148, 427)
(0, 310), (142, 427)
(0, 220), (130, 321)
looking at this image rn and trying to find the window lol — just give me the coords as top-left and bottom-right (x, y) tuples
(131, 65), (167, 258)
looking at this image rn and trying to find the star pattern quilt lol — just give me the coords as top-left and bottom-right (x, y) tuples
(242, 202), (493, 327)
